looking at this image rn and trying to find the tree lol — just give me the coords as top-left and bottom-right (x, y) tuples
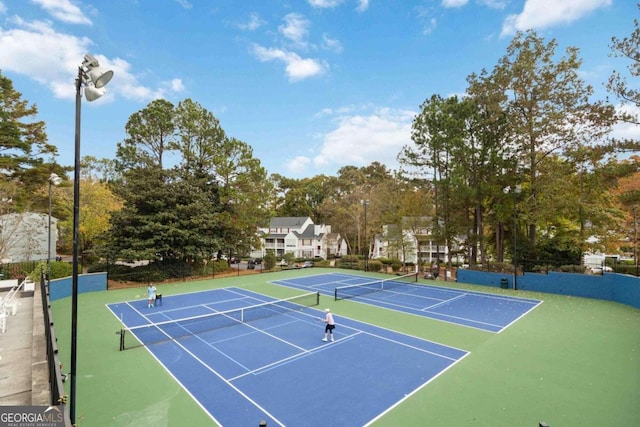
(210, 136), (271, 258)
(484, 30), (617, 250)
(401, 95), (471, 267)
(608, 3), (640, 123)
(116, 99), (176, 171)
(81, 156), (118, 182)
(0, 70), (59, 208)
(317, 163), (405, 259)
(108, 99), (270, 269)
(612, 157), (640, 264)
(270, 174), (338, 221)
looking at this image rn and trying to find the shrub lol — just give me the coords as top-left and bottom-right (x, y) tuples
(368, 260), (383, 272)
(263, 251), (276, 270)
(337, 255), (359, 270)
(49, 261), (73, 280)
(314, 259), (330, 267)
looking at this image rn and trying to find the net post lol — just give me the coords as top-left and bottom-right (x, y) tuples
(119, 328), (125, 351)
(316, 291), (320, 306)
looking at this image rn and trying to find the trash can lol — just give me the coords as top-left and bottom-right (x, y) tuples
(500, 278), (509, 289)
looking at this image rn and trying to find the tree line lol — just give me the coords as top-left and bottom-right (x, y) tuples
(1, 24), (638, 275)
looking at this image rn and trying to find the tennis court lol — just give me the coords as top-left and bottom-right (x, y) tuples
(272, 272), (542, 333)
(107, 286), (468, 426)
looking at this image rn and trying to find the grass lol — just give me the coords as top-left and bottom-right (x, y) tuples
(51, 269), (640, 426)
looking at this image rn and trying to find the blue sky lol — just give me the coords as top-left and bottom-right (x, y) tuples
(0, 0), (637, 179)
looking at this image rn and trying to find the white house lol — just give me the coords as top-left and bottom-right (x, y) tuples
(0, 212), (58, 263)
(252, 217), (347, 260)
(372, 217), (457, 266)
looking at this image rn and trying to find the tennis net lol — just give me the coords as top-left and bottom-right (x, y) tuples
(119, 291), (320, 350)
(334, 272), (418, 301)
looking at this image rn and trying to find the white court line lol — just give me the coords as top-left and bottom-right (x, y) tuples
(497, 300), (544, 334)
(350, 293), (505, 330)
(273, 272), (379, 288)
(362, 330), (461, 362)
(148, 326), (287, 426)
(228, 332), (362, 382)
(229, 308), (467, 384)
(346, 282), (541, 331)
(422, 293), (467, 311)
(364, 351), (472, 426)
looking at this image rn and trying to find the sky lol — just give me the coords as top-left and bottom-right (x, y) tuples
(0, 0), (637, 179)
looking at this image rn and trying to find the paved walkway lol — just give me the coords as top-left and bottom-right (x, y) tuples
(0, 283), (50, 406)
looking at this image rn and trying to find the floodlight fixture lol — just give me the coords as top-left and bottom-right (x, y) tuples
(70, 53), (114, 425)
(82, 54), (114, 88)
(84, 85), (107, 102)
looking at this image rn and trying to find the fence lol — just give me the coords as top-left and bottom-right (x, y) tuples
(39, 274), (72, 426)
(456, 269), (640, 309)
(462, 259), (639, 277)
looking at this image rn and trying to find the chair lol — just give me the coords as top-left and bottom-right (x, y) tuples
(0, 311), (7, 334)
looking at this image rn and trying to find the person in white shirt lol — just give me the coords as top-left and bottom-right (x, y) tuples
(147, 283), (157, 308)
(322, 308), (335, 342)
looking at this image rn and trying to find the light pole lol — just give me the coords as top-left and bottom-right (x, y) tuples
(361, 199), (370, 271)
(71, 54), (113, 424)
(503, 185), (521, 290)
(47, 173), (62, 279)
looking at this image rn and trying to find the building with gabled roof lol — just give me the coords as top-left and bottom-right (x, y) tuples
(371, 216), (459, 266)
(252, 216), (347, 260)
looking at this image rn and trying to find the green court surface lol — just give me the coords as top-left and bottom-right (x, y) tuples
(51, 269), (640, 426)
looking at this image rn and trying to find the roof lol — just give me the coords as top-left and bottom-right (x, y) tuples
(269, 217), (312, 227)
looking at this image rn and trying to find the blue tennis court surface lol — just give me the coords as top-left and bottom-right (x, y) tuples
(107, 287), (468, 426)
(273, 272), (542, 333)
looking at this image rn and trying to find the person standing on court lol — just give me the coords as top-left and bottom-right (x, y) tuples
(322, 308), (335, 342)
(147, 283), (157, 308)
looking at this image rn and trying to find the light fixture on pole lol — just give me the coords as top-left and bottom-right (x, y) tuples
(47, 173), (62, 280)
(503, 185), (521, 290)
(361, 199), (370, 272)
(70, 53), (113, 425)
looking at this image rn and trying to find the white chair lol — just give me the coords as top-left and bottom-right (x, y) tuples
(0, 279), (24, 316)
(0, 310), (7, 334)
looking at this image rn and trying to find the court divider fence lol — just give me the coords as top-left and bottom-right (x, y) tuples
(39, 273), (72, 426)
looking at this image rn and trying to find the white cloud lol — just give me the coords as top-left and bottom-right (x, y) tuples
(174, 0), (192, 9)
(611, 104), (640, 142)
(308, 0), (345, 8)
(501, 0), (612, 37)
(312, 107), (415, 171)
(251, 44), (327, 81)
(480, 0), (508, 9)
(415, 6), (438, 35)
(321, 34), (343, 53)
(279, 13), (310, 45)
(308, 0), (368, 11)
(165, 78), (185, 93)
(238, 12), (265, 31)
(31, 0), (92, 25)
(0, 18), (178, 103)
(285, 156), (312, 175)
(442, 0), (506, 10)
(442, 0), (468, 8)
(356, 0), (369, 12)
